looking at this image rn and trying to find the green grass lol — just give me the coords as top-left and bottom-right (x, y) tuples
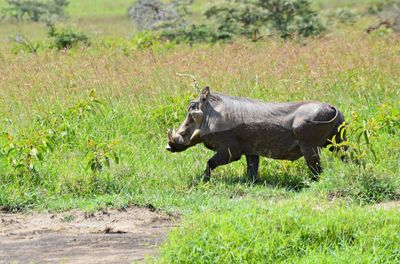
(1, 0), (400, 262)
(160, 197), (400, 263)
(66, 0), (132, 18)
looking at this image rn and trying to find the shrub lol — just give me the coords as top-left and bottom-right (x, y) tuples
(130, 31), (161, 50)
(205, 0), (325, 40)
(47, 22), (90, 50)
(327, 8), (359, 25)
(84, 139), (119, 173)
(9, 23), (90, 53)
(1, 0), (68, 22)
(257, 0), (325, 38)
(321, 105), (400, 205)
(128, 0), (182, 31)
(367, 0), (400, 33)
(367, 0), (396, 15)
(204, 2), (267, 40)
(0, 90), (106, 178)
(152, 0), (325, 44)
(160, 24), (218, 44)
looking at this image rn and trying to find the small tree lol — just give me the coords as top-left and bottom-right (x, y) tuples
(205, 2), (267, 40)
(128, 0), (182, 31)
(257, 0), (324, 38)
(47, 22), (89, 50)
(2, 0), (68, 22)
(367, 1), (400, 33)
(205, 0), (324, 39)
(128, 0), (210, 44)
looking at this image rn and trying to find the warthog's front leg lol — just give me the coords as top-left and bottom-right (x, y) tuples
(203, 147), (241, 181)
(245, 155), (260, 183)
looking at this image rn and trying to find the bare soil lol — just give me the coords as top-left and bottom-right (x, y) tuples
(371, 200), (400, 210)
(0, 207), (178, 264)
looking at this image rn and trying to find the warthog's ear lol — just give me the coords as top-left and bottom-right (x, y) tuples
(200, 86), (210, 102)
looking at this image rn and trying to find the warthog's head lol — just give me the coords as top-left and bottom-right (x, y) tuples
(166, 87), (210, 152)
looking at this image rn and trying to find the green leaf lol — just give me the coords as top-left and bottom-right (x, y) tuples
(363, 130), (370, 145)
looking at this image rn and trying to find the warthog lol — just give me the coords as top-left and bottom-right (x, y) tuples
(166, 87), (346, 181)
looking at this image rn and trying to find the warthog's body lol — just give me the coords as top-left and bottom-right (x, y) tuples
(166, 87), (346, 181)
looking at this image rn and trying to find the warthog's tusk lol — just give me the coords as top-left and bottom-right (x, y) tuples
(167, 129), (175, 143)
(190, 129), (201, 141)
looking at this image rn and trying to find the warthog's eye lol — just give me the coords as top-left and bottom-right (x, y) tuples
(188, 101), (197, 111)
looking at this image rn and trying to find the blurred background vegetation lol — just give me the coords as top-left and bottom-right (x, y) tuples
(1, 0), (399, 49)
(0, 1), (399, 261)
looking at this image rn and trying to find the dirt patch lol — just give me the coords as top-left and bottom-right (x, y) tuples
(371, 200), (400, 210)
(0, 207), (178, 263)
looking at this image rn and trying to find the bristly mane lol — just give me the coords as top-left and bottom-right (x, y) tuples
(200, 92), (304, 134)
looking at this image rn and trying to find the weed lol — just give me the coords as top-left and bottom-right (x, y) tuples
(84, 139), (119, 173)
(61, 214), (75, 222)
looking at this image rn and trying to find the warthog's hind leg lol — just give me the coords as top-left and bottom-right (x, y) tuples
(300, 145), (322, 180)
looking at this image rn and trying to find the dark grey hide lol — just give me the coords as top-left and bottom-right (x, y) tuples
(166, 87), (346, 181)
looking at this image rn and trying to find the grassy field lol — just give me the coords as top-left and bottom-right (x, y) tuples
(1, 0), (400, 262)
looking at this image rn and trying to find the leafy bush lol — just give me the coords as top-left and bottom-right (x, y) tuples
(205, 0), (325, 40)
(160, 24), (219, 44)
(99, 33), (176, 54)
(84, 139), (119, 173)
(204, 2), (267, 40)
(130, 31), (161, 50)
(1, 0), (68, 22)
(367, 0), (400, 33)
(128, 0), (183, 31)
(47, 22), (90, 50)
(257, 0), (325, 38)
(328, 105), (399, 169)
(321, 104), (400, 205)
(378, 0), (400, 31)
(0, 90), (116, 179)
(367, 0), (396, 15)
(0, 131), (53, 177)
(376, 104), (400, 134)
(10, 23), (90, 53)
(327, 8), (359, 25)
(136, 0), (324, 44)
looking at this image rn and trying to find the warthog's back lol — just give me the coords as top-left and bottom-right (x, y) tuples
(202, 93), (341, 160)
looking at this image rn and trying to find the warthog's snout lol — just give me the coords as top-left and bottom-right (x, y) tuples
(165, 144), (172, 152)
(166, 129), (189, 152)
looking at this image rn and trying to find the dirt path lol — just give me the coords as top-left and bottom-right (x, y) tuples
(0, 207), (178, 263)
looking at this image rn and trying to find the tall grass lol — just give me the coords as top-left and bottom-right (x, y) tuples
(1, 30), (399, 211)
(0, 22), (399, 261)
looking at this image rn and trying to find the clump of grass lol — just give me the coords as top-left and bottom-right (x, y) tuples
(159, 198), (400, 263)
(318, 163), (400, 205)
